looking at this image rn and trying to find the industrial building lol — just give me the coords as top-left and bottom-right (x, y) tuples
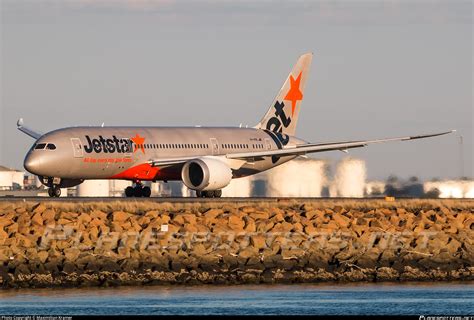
(424, 180), (474, 198)
(0, 165), (25, 190)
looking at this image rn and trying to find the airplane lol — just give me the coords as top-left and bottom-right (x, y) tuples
(18, 53), (454, 198)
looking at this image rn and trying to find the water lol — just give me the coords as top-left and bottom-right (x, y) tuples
(0, 283), (473, 315)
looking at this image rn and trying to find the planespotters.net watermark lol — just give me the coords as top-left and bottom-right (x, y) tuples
(1, 316), (72, 320)
(35, 224), (440, 253)
(420, 316), (474, 320)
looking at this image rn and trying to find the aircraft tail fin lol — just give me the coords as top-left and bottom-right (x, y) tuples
(255, 52), (313, 137)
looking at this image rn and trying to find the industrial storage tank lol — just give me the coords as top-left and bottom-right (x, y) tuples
(76, 179), (109, 197)
(365, 181), (386, 197)
(330, 158), (367, 197)
(222, 176), (253, 197)
(261, 158), (328, 197)
(109, 180), (132, 197)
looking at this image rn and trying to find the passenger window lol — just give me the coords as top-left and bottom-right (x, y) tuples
(46, 144), (56, 150)
(35, 143), (46, 150)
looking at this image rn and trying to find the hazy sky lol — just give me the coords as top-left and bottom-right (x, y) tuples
(1, 0), (472, 180)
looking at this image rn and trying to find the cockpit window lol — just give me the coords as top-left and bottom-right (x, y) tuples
(34, 143), (46, 150)
(46, 143), (56, 150)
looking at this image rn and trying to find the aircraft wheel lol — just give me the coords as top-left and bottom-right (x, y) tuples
(133, 186), (143, 197)
(142, 186), (151, 197)
(205, 190), (215, 198)
(214, 190), (222, 198)
(125, 186), (134, 197)
(49, 186), (61, 197)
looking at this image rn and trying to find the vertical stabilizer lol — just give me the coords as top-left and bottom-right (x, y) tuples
(255, 53), (313, 137)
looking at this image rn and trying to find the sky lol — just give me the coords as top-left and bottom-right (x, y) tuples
(0, 0), (472, 181)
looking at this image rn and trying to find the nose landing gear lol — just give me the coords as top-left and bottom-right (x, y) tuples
(125, 182), (151, 198)
(47, 185), (61, 197)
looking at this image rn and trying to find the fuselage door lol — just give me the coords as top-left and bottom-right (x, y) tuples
(210, 138), (219, 155)
(265, 138), (272, 150)
(71, 138), (83, 158)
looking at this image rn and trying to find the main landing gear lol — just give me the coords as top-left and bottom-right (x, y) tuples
(196, 190), (222, 198)
(125, 182), (151, 198)
(47, 185), (61, 198)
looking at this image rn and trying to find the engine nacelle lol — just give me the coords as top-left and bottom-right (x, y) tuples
(181, 157), (232, 191)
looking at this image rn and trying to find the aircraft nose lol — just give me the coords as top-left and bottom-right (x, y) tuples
(24, 154), (42, 174)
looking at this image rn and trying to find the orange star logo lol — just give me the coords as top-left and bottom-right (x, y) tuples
(284, 71), (303, 116)
(131, 133), (145, 154)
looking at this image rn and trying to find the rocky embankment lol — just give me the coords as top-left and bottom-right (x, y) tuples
(0, 199), (473, 288)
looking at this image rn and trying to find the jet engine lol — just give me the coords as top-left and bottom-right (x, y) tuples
(181, 157), (232, 191)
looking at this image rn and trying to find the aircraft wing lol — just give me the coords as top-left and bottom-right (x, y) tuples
(17, 118), (43, 139)
(226, 130), (455, 160)
(148, 130), (454, 167)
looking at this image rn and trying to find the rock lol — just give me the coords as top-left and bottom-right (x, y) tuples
(250, 235), (267, 250)
(376, 267), (399, 281)
(244, 217), (256, 232)
(181, 214), (197, 225)
(31, 213), (43, 226)
(172, 215), (185, 225)
(137, 216), (151, 227)
(240, 206), (256, 213)
(112, 211), (130, 222)
(78, 213), (92, 225)
(32, 203), (47, 215)
(204, 208), (223, 220)
(272, 213), (285, 223)
(89, 218), (104, 228)
(228, 215), (245, 231)
(305, 209), (323, 220)
(16, 234), (33, 248)
(90, 210), (107, 220)
(239, 247), (259, 259)
(400, 266), (430, 281)
(272, 222), (293, 232)
(281, 248), (305, 260)
(60, 212), (79, 220)
(251, 211), (270, 220)
(0, 216), (14, 228)
(42, 209), (56, 221)
(37, 251), (49, 264)
(333, 214), (350, 228)
(256, 221), (274, 232)
(182, 224), (199, 233)
(57, 218), (72, 225)
(0, 200), (471, 288)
